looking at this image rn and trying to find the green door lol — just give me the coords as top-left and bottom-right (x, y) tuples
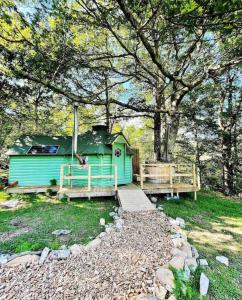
(113, 143), (125, 184)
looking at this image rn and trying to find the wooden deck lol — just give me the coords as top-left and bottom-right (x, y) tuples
(59, 186), (115, 199)
(118, 184), (155, 212)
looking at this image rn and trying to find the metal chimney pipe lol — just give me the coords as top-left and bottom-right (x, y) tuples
(73, 103), (79, 155)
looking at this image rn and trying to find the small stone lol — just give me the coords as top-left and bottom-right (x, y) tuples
(167, 255), (185, 269)
(0, 254), (10, 265)
(69, 244), (84, 256)
(39, 247), (50, 265)
(52, 229), (71, 236)
(156, 268), (175, 292)
(172, 238), (184, 248)
(167, 295), (177, 300)
(158, 205), (163, 211)
(115, 218), (124, 231)
(170, 248), (187, 258)
(109, 212), (116, 217)
(99, 218), (105, 226)
(150, 197), (157, 203)
(98, 232), (106, 238)
(216, 256), (229, 266)
(199, 259), (208, 267)
(118, 207), (123, 216)
(154, 282), (167, 299)
(51, 249), (70, 260)
(180, 241), (192, 258)
(184, 264), (191, 279)
(60, 245), (67, 250)
(6, 254), (39, 267)
(169, 218), (180, 227)
(85, 238), (101, 250)
(185, 257), (198, 271)
(1, 200), (20, 209)
(191, 246), (199, 259)
(176, 217), (185, 228)
(200, 272), (209, 296)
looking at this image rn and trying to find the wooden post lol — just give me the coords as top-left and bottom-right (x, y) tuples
(169, 164), (173, 188)
(140, 164), (144, 189)
(88, 165), (91, 192)
(193, 164), (197, 201)
(193, 164), (196, 187)
(60, 165), (64, 192)
(68, 165), (71, 187)
(114, 164), (118, 191)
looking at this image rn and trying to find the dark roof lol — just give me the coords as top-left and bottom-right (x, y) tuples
(7, 129), (133, 156)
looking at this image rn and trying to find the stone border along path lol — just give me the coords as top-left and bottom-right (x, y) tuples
(0, 206), (208, 300)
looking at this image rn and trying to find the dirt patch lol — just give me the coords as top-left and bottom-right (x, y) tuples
(0, 217), (42, 242)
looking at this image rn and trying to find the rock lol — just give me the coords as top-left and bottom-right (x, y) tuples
(167, 295), (176, 300)
(200, 272), (209, 296)
(118, 207), (123, 216)
(184, 264), (191, 279)
(98, 232), (106, 238)
(169, 218), (180, 227)
(191, 246), (199, 259)
(180, 241), (192, 258)
(216, 256), (229, 266)
(170, 225), (182, 234)
(167, 255), (185, 269)
(158, 205), (163, 211)
(170, 248), (187, 258)
(0, 254), (10, 265)
(109, 212), (116, 217)
(99, 218), (105, 226)
(70, 244), (84, 256)
(199, 259), (208, 267)
(60, 245), (67, 250)
(1, 200), (20, 209)
(171, 233), (187, 241)
(135, 294), (158, 300)
(85, 238), (101, 250)
(185, 257), (198, 271)
(150, 197), (157, 203)
(172, 237), (184, 248)
(154, 282), (167, 299)
(39, 247), (50, 265)
(176, 217), (185, 228)
(51, 249), (70, 260)
(52, 229), (71, 236)
(6, 254), (39, 267)
(115, 218), (124, 231)
(156, 268), (175, 292)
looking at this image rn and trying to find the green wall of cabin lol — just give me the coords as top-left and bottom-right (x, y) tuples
(9, 153), (132, 187)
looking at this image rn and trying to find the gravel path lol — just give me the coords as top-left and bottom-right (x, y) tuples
(0, 210), (173, 300)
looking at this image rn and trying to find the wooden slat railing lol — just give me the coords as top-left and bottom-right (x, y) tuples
(140, 163), (197, 189)
(59, 164), (118, 192)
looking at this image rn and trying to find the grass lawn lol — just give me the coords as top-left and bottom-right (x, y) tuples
(158, 191), (242, 300)
(0, 191), (116, 253)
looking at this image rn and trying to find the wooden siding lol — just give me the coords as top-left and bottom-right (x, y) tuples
(9, 154), (132, 187)
(9, 156), (70, 186)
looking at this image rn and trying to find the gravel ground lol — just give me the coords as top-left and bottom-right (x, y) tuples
(0, 210), (173, 300)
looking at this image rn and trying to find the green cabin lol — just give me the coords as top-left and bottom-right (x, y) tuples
(7, 125), (133, 188)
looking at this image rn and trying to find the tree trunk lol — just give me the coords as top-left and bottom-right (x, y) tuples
(222, 129), (235, 195)
(154, 110), (161, 161)
(161, 113), (180, 162)
(153, 85), (162, 161)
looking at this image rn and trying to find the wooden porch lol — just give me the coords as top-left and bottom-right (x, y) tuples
(7, 163), (199, 200)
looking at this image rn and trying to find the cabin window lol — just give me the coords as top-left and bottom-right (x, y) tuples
(27, 145), (59, 155)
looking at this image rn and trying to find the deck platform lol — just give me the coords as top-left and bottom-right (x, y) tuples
(118, 184), (155, 212)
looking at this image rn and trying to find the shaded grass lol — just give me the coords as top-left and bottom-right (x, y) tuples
(158, 191), (242, 300)
(0, 192), (116, 253)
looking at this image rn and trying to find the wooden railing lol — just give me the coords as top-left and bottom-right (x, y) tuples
(140, 163), (197, 189)
(59, 164), (118, 192)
